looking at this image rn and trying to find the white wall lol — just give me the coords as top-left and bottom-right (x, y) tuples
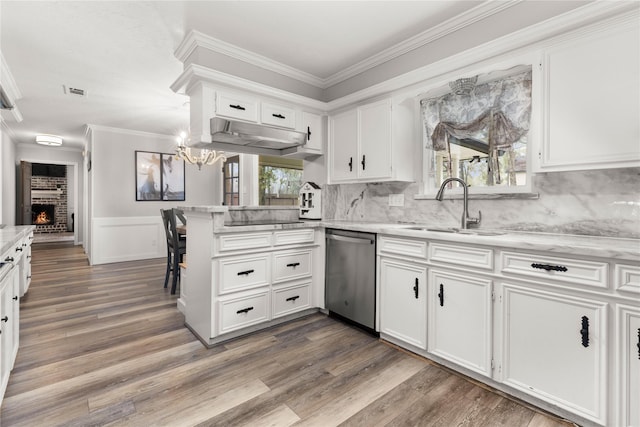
(0, 125), (17, 225)
(89, 125), (220, 264)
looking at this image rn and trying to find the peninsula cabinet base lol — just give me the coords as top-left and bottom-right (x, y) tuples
(185, 308), (320, 348)
(380, 333), (602, 427)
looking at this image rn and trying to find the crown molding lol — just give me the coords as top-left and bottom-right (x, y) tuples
(86, 124), (176, 140)
(174, 1), (522, 90)
(171, 64), (328, 112)
(0, 51), (23, 101)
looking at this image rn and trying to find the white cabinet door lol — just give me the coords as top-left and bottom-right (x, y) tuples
(380, 258), (427, 349)
(329, 109), (358, 182)
(358, 99), (392, 180)
(301, 112), (323, 153)
(0, 266), (18, 401)
(500, 283), (607, 425)
(617, 304), (640, 427)
(540, 20), (640, 171)
(428, 270), (492, 376)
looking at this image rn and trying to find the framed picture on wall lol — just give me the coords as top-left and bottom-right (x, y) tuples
(135, 151), (185, 201)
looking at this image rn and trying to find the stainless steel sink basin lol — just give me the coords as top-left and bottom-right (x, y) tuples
(403, 226), (506, 236)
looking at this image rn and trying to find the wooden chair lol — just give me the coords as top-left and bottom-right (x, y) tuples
(160, 208), (186, 294)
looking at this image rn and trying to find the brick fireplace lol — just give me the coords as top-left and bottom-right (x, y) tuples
(31, 173), (68, 234)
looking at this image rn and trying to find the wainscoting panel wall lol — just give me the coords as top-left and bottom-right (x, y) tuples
(91, 216), (165, 265)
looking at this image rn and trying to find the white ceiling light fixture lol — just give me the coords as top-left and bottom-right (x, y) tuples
(35, 134), (63, 146)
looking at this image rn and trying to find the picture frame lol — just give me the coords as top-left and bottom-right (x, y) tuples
(135, 151), (185, 201)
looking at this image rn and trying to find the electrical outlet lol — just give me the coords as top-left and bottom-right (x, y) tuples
(388, 194), (404, 207)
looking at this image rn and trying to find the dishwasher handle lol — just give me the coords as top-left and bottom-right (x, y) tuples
(326, 234), (374, 245)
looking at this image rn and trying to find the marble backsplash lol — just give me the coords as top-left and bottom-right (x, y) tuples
(323, 167), (640, 239)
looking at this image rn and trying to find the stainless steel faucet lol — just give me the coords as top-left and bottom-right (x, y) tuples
(435, 177), (481, 229)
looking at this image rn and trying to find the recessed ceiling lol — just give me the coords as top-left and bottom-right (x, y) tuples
(0, 1), (588, 151)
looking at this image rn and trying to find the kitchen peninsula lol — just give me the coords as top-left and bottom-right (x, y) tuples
(180, 206), (324, 346)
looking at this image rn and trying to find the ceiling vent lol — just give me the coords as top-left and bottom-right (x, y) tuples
(63, 85), (87, 97)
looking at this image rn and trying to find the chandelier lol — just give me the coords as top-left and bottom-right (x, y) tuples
(175, 132), (226, 170)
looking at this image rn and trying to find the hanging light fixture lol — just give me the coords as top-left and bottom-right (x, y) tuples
(175, 131), (226, 170)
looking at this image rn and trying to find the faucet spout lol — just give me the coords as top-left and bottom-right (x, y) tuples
(435, 177), (481, 229)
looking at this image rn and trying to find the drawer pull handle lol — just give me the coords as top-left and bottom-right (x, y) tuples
(580, 316), (589, 348)
(413, 278), (419, 299)
(1, 316), (7, 323)
(272, 113), (285, 119)
(286, 262), (300, 268)
(12, 296), (18, 301)
(636, 328), (639, 359)
(236, 306), (254, 315)
(531, 263), (567, 272)
(15, 247), (22, 252)
(438, 283), (444, 307)
(22, 243), (27, 247)
(286, 295), (300, 302)
(4, 257), (14, 262)
(229, 104), (246, 111)
(237, 269), (255, 276)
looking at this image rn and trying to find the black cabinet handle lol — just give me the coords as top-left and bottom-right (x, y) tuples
(13, 296), (18, 301)
(286, 262), (300, 268)
(236, 306), (254, 314)
(636, 328), (640, 359)
(22, 243), (27, 247)
(580, 316), (589, 348)
(531, 263), (568, 272)
(27, 256), (32, 259)
(29, 236), (34, 240)
(272, 113), (285, 119)
(286, 295), (300, 302)
(1, 316), (7, 323)
(4, 257), (14, 262)
(361, 155), (366, 170)
(438, 284), (444, 307)
(229, 104), (246, 111)
(27, 275), (32, 279)
(237, 269), (254, 276)
(307, 126), (311, 141)
(348, 157), (353, 172)
(413, 278), (419, 299)
(15, 247), (22, 252)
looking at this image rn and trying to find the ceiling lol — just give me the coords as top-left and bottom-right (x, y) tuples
(0, 1), (583, 151)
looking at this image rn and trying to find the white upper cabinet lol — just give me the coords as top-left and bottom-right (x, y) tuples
(261, 101), (296, 129)
(216, 91), (260, 123)
(328, 98), (415, 183)
(538, 17), (640, 171)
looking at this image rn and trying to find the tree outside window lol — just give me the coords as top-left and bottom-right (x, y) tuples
(258, 156), (303, 206)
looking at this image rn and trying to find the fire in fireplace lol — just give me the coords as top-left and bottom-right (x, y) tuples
(32, 204), (55, 225)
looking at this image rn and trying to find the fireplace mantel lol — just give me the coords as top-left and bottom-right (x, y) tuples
(31, 188), (63, 199)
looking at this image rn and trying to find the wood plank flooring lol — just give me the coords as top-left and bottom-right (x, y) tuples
(0, 242), (574, 426)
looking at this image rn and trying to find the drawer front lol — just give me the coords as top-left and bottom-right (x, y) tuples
(219, 255), (270, 294)
(273, 229), (315, 246)
(216, 92), (259, 122)
(273, 250), (312, 283)
(501, 251), (608, 289)
(272, 282), (311, 318)
(614, 263), (640, 294)
(219, 291), (269, 334)
(378, 236), (427, 259)
(429, 243), (493, 270)
(260, 102), (296, 129)
(218, 232), (272, 253)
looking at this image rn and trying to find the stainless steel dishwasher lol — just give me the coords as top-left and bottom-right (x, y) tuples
(325, 228), (376, 333)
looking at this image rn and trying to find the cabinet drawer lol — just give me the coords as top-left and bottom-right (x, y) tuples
(216, 92), (259, 122)
(218, 291), (269, 334)
(273, 250), (312, 283)
(378, 236), (427, 260)
(261, 102), (296, 129)
(500, 251), (608, 289)
(429, 243), (493, 270)
(218, 255), (269, 294)
(273, 229), (314, 246)
(217, 232), (271, 253)
(614, 263), (640, 294)
(272, 282), (311, 318)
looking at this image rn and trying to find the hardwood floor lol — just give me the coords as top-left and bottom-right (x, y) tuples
(1, 242), (573, 426)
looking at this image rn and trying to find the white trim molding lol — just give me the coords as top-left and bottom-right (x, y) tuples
(86, 124), (177, 140)
(91, 216), (165, 265)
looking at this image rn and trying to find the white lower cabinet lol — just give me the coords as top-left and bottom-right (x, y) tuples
(0, 264), (19, 400)
(380, 258), (427, 349)
(218, 290), (270, 334)
(617, 304), (640, 427)
(428, 269), (492, 376)
(499, 283), (607, 425)
(272, 282), (311, 319)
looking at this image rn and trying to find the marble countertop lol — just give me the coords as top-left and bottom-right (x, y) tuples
(0, 226), (35, 258)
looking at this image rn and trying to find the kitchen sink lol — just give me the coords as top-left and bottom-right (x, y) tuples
(403, 226), (506, 236)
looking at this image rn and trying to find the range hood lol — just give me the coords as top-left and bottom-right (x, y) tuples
(200, 117), (307, 156)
